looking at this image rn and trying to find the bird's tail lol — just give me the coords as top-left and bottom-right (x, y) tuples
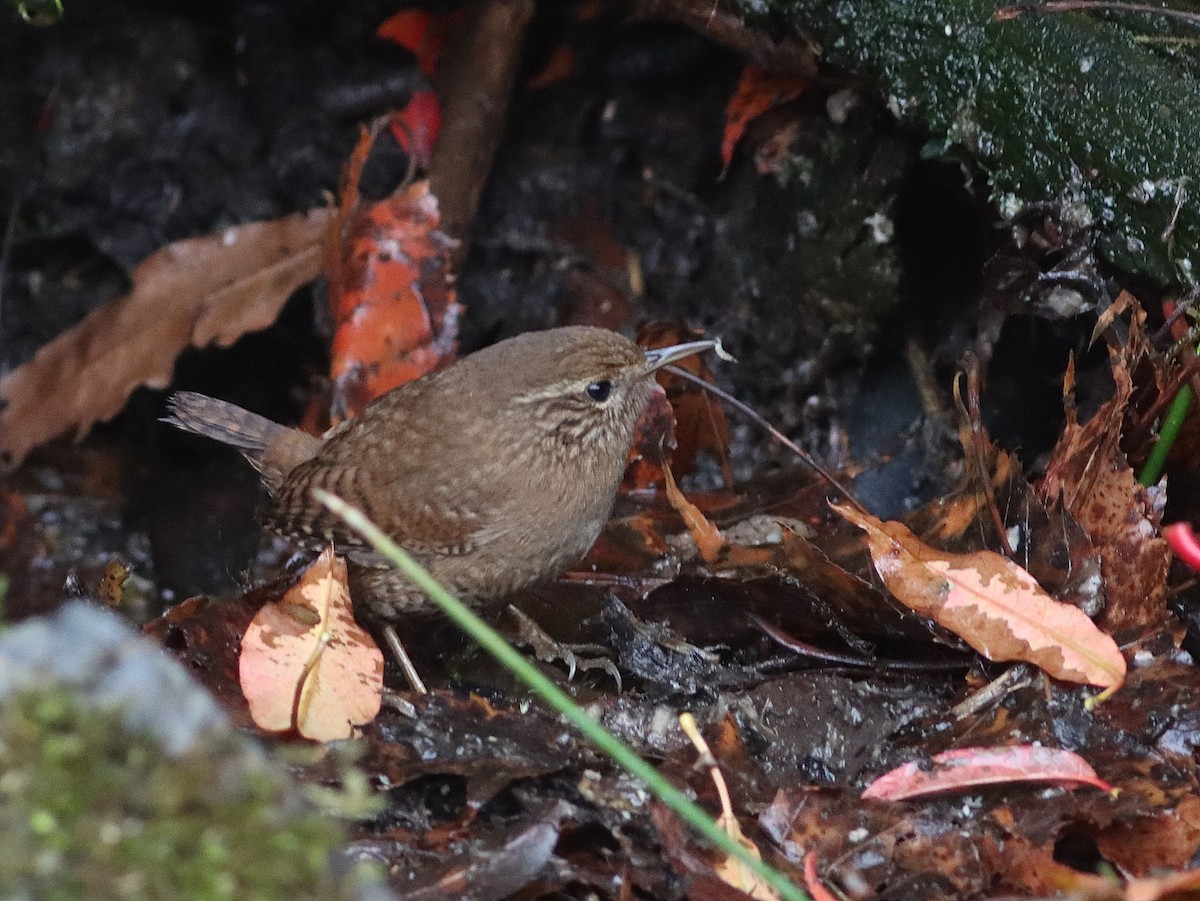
(164, 391), (288, 452)
(163, 391), (322, 492)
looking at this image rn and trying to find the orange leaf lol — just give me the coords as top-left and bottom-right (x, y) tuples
(861, 746), (1113, 801)
(0, 209), (333, 466)
(833, 503), (1126, 689)
(803, 853), (840, 901)
(721, 65), (807, 171)
(329, 178), (462, 421)
(663, 460), (725, 563)
(239, 547), (384, 741)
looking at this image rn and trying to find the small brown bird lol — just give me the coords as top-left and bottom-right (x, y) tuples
(166, 326), (720, 621)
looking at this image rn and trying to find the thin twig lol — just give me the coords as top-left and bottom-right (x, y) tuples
(954, 362), (1016, 560)
(663, 363), (869, 515)
(996, 0), (1200, 26)
(0, 198), (20, 358)
(1133, 346), (1200, 441)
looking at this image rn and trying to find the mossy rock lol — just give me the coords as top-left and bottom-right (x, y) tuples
(0, 603), (356, 901)
(747, 0), (1200, 286)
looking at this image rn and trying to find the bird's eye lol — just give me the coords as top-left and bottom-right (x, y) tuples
(585, 380), (613, 402)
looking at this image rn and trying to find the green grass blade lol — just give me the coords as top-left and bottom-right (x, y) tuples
(314, 489), (809, 901)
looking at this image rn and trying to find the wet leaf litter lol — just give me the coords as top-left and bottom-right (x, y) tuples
(4, 4), (1200, 900)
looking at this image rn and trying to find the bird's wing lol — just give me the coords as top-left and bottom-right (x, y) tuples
(267, 456), (497, 559)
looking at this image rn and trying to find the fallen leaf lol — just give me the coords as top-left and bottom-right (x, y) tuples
(802, 853), (839, 901)
(622, 385), (678, 491)
(679, 713), (778, 901)
(388, 89), (441, 169)
(1165, 522), (1200, 573)
(663, 461), (725, 563)
(1097, 795), (1200, 877)
(328, 173), (462, 422)
(376, 9), (462, 76)
(906, 378), (1104, 617)
(98, 559), (130, 608)
(861, 746), (1113, 801)
(639, 320), (732, 483)
(1040, 293), (1170, 632)
(239, 546), (384, 741)
(720, 65), (808, 172)
(0, 208), (333, 467)
(833, 503), (1126, 688)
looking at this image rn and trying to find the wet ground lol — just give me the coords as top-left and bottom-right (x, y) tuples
(3, 3), (1182, 900)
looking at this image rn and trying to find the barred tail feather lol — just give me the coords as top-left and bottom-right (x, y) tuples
(163, 391), (322, 493)
(164, 391), (287, 452)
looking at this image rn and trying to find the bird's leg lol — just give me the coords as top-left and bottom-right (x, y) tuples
(381, 624), (428, 694)
(506, 605), (621, 690)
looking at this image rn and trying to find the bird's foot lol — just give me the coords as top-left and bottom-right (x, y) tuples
(507, 605), (622, 691)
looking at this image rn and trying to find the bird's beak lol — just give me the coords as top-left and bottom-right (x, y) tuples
(642, 338), (726, 374)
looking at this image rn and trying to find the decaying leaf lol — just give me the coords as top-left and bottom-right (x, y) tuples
(328, 174), (462, 422)
(663, 462), (725, 563)
(0, 208), (333, 467)
(239, 546), (384, 741)
(1040, 293), (1170, 632)
(679, 713), (778, 901)
(640, 321), (732, 482)
(622, 386), (679, 491)
(861, 745), (1113, 801)
(1097, 795), (1200, 877)
(833, 503), (1126, 689)
(721, 65), (808, 172)
(803, 853), (839, 901)
(908, 446), (1104, 617)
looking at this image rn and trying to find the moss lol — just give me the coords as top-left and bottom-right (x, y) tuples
(746, 0), (1200, 285)
(0, 686), (346, 901)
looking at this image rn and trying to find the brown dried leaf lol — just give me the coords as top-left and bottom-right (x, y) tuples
(1097, 796), (1200, 877)
(833, 503), (1126, 688)
(639, 321), (732, 480)
(1040, 295), (1170, 632)
(239, 546), (383, 741)
(908, 446), (1104, 617)
(0, 208), (334, 466)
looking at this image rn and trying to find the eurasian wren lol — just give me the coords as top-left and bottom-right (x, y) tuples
(165, 326), (719, 619)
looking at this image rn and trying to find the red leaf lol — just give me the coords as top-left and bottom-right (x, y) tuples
(862, 745), (1114, 801)
(376, 10), (462, 77)
(387, 89), (441, 170)
(721, 65), (807, 172)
